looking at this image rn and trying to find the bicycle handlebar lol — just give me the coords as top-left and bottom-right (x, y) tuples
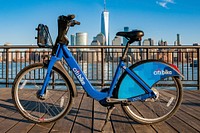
(58, 15), (75, 22)
(58, 15), (80, 27)
(55, 14), (80, 46)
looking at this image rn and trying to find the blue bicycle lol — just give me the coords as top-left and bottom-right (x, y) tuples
(12, 15), (183, 129)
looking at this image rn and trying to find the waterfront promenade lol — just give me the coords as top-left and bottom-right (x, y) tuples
(0, 88), (199, 133)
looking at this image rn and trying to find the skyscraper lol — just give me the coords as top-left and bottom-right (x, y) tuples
(101, 0), (109, 46)
(70, 34), (76, 46)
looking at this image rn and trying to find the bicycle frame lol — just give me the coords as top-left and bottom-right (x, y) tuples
(39, 44), (155, 101)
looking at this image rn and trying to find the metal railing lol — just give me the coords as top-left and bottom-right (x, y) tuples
(0, 45), (199, 90)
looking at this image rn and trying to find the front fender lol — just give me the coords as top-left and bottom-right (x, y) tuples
(44, 60), (78, 97)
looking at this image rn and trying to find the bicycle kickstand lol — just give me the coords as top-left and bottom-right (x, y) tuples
(101, 106), (115, 132)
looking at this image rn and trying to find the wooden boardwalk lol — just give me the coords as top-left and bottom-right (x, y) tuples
(0, 88), (199, 133)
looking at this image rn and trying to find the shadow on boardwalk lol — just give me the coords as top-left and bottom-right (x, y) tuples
(0, 88), (200, 133)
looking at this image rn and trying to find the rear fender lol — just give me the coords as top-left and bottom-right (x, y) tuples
(130, 60), (184, 87)
(116, 60), (184, 99)
(132, 60), (184, 87)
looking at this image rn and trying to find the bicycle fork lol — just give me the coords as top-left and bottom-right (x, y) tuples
(37, 56), (58, 100)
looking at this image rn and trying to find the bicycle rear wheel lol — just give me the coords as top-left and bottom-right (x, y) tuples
(12, 63), (73, 123)
(117, 75), (182, 124)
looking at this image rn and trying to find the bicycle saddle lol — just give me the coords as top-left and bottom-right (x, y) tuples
(116, 30), (144, 41)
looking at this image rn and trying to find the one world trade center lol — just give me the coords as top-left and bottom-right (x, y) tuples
(101, 0), (109, 46)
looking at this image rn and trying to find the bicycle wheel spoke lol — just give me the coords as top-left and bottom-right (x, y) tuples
(120, 76), (182, 124)
(12, 63), (72, 123)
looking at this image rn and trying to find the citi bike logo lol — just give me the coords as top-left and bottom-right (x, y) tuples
(73, 68), (85, 85)
(153, 69), (172, 76)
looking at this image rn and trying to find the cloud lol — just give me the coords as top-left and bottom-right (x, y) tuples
(156, 0), (175, 9)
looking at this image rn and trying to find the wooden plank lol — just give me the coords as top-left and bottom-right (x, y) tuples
(128, 120), (156, 133)
(93, 100), (113, 133)
(179, 91), (200, 120)
(6, 119), (35, 133)
(0, 99), (17, 123)
(0, 88), (27, 132)
(0, 89), (199, 132)
(183, 91), (200, 104)
(50, 91), (84, 132)
(151, 122), (178, 133)
(0, 109), (25, 132)
(175, 109), (200, 131)
(166, 115), (199, 133)
(180, 101), (200, 120)
(0, 88), (16, 122)
(28, 123), (54, 133)
(185, 90), (200, 100)
(0, 97), (33, 132)
(71, 93), (93, 133)
(111, 105), (136, 133)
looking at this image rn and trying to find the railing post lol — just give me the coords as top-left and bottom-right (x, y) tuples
(101, 48), (105, 87)
(5, 48), (9, 87)
(146, 48), (149, 60)
(198, 48), (200, 90)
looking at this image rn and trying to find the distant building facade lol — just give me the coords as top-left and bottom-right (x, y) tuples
(75, 32), (88, 61)
(123, 27), (129, 46)
(76, 32), (88, 46)
(143, 38), (154, 46)
(90, 37), (101, 62)
(96, 33), (105, 46)
(112, 36), (122, 61)
(70, 34), (76, 46)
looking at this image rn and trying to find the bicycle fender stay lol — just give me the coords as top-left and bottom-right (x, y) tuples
(116, 60), (184, 99)
(44, 60), (78, 97)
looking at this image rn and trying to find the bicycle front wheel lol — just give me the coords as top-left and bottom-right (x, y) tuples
(12, 63), (73, 123)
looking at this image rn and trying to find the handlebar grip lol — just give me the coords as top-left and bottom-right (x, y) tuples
(74, 20), (80, 25)
(58, 14), (75, 21)
(70, 20), (81, 27)
(66, 14), (75, 20)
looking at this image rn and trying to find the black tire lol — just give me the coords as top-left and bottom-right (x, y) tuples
(115, 62), (183, 124)
(12, 63), (73, 123)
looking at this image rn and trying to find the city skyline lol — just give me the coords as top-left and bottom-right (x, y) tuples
(0, 0), (199, 45)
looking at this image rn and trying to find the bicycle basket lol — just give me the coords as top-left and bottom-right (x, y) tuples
(36, 24), (53, 48)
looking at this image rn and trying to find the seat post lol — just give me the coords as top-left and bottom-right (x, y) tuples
(121, 40), (133, 61)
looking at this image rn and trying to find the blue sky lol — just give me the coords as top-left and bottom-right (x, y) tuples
(0, 0), (199, 45)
